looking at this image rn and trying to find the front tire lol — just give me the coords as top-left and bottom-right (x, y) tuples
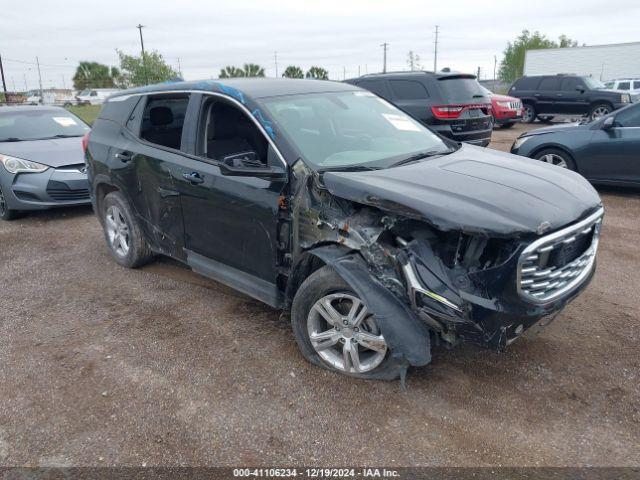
(291, 265), (399, 379)
(101, 191), (153, 268)
(534, 148), (576, 170)
(501, 122), (515, 129)
(0, 185), (20, 221)
(590, 103), (612, 121)
(522, 104), (536, 123)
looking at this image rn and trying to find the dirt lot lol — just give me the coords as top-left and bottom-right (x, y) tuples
(1, 123), (639, 467)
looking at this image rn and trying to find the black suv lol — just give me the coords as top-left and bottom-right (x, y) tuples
(509, 74), (631, 123)
(86, 78), (602, 380)
(345, 71), (492, 146)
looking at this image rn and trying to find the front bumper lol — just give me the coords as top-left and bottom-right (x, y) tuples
(400, 210), (602, 350)
(494, 111), (523, 125)
(0, 166), (90, 211)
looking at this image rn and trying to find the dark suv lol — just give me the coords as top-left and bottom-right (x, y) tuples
(86, 78), (603, 381)
(509, 74), (631, 123)
(345, 71), (492, 146)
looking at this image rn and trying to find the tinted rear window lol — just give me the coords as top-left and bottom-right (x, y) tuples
(389, 80), (429, 99)
(437, 77), (486, 103)
(356, 80), (390, 99)
(98, 96), (141, 125)
(539, 77), (561, 90)
(512, 77), (542, 91)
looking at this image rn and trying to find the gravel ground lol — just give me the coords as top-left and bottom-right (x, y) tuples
(0, 122), (639, 467)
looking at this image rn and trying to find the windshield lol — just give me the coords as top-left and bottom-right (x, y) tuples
(260, 91), (452, 169)
(0, 109), (89, 141)
(584, 77), (606, 89)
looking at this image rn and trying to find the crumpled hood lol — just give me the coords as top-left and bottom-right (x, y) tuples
(322, 145), (602, 236)
(0, 137), (85, 168)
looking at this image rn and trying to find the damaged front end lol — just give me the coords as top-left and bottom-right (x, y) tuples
(284, 159), (603, 369)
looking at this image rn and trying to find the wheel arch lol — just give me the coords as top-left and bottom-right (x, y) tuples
(530, 144), (580, 174)
(92, 176), (120, 219)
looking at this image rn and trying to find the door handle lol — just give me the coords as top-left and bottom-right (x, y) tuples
(115, 151), (132, 163)
(534, 93), (541, 97)
(182, 172), (204, 184)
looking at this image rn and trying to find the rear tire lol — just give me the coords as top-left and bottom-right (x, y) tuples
(291, 265), (400, 380)
(522, 104), (536, 123)
(0, 185), (20, 221)
(534, 148), (576, 171)
(101, 191), (153, 268)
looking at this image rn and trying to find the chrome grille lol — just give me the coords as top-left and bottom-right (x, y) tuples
(517, 208), (603, 303)
(510, 101), (521, 110)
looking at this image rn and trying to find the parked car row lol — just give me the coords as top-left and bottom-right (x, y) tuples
(3, 74), (635, 381)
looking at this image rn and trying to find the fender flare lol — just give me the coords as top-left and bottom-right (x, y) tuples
(307, 244), (431, 367)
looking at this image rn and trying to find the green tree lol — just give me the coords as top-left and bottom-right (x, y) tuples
(498, 30), (579, 82)
(243, 63), (265, 77)
(117, 50), (178, 87)
(305, 66), (329, 80)
(282, 65), (304, 79)
(219, 66), (246, 78)
(72, 61), (121, 90)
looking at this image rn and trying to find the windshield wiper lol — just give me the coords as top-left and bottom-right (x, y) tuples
(319, 165), (381, 173)
(390, 149), (453, 167)
(53, 134), (84, 138)
(0, 137), (24, 142)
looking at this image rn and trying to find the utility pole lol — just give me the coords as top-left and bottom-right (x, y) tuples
(0, 54), (8, 102)
(61, 74), (66, 90)
(433, 25), (439, 72)
(381, 42), (389, 73)
(477, 66), (481, 80)
(274, 51), (278, 77)
(23, 74), (28, 92)
(177, 57), (182, 78)
(36, 56), (43, 104)
(493, 56), (497, 91)
(136, 24), (148, 85)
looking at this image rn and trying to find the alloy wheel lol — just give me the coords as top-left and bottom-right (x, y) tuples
(105, 205), (131, 257)
(0, 188), (6, 217)
(307, 293), (387, 374)
(539, 153), (568, 168)
(591, 106), (610, 120)
(523, 105), (535, 123)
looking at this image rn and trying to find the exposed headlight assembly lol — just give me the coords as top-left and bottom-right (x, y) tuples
(621, 94), (631, 104)
(0, 154), (49, 174)
(512, 136), (530, 150)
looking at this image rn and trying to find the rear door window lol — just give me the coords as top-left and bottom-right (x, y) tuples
(356, 80), (391, 100)
(538, 77), (561, 91)
(389, 80), (429, 100)
(512, 77), (541, 91)
(634, 81), (640, 89)
(617, 82), (631, 90)
(437, 77), (486, 103)
(139, 95), (190, 151)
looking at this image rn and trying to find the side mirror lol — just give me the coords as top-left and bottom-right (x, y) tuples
(602, 116), (615, 130)
(576, 85), (585, 93)
(219, 153), (286, 179)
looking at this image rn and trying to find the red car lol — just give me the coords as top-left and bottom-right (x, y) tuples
(481, 86), (523, 129)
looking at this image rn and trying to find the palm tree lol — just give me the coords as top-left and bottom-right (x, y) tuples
(282, 66), (304, 79)
(72, 61), (121, 89)
(219, 66), (245, 79)
(243, 63), (265, 77)
(305, 66), (329, 80)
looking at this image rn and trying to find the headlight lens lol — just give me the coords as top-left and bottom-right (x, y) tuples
(496, 101), (511, 108)
(0, 154), (49, 174)
(621, 94), (631, 104)
(512, 136), (530, 150)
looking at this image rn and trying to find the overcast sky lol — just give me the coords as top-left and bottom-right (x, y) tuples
(2, 0), (639, 91)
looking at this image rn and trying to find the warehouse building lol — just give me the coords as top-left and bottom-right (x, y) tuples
(524, 41), (640, 81)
